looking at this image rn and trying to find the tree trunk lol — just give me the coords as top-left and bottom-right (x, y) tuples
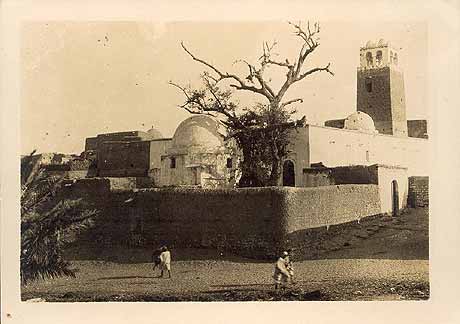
(268, 134), (281, 186)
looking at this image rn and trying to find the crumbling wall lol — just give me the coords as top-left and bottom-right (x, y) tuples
(407, 120), (428, 139)
(408, 176), (429, 207)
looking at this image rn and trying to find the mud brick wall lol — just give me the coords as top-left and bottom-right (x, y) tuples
(280, 185), (381, 233)
(301, 169), (334, 187)
(97, 141), (151, 177)
(330, 165), (379, 185)
(62, 178), (111, 200)
(66, 183), (382, 259)
(74, 187), (285, 259)
(301, 165), (379, 187)
(408, 120), (428, 139)
(408, 176), (429, 207)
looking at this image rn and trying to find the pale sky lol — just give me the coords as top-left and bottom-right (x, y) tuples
(21, 21), (428, 154)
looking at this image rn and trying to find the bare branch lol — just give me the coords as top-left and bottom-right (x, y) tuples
(234, 59), (256, 83)
(181, 42), (224, 77)
(202, 71), (219, 84)
(177, 22), (333, 120)
(233, 59), (276, 99)
(296, 62), (334, 81)
(169, 80), (239, 122)
(280, 98), (304, 109)
(181, 42), (273, 101)
(271, 21), (333, 102)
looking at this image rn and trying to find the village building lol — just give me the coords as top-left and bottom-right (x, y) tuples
(34, 38), (431, 257)
(76, 39), (428, 214)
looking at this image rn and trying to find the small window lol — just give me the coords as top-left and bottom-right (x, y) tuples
(170, 157), (176, 169)
(376, 50), (382, 65)
(226, 158), (233, 169)
(393, 53), (398, 65)
(366, 52), (373, 67)
(366, 150), (370, 162)
(366, 80), (372, 92)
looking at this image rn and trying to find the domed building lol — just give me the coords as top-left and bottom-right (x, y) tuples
(146, 126), (164, 140)
(82, 37), (428, 213)
(344, 111), (378, 133)
(169, 115), (227, 155)
(160, 115), (237, 188)
(365, 40), (376, 48)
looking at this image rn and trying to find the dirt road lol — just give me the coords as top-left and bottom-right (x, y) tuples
(22, 207), (429, 301)
(22, 258), (428, 301)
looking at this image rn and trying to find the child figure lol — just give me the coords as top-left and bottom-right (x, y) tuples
(159, 246), (171, 278)
(273, 251), (291, 289)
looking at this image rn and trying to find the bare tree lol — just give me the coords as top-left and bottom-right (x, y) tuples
(170, 21), (333, 186)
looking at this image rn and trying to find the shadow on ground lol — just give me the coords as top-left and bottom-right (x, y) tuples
(97, 275), (159, 280)
(64, 207), (428, 263)
(315, 207), (428, 261)
(64, 246), (269, 264)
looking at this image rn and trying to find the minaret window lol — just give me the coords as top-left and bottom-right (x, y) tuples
(226, 158), (233, 169)
(366, 79), (372, 92)
(393, 53), (398, 65)
(366, 52), (373, 67)
(170, 157), (176, 169)
(376, 50), (382, 66)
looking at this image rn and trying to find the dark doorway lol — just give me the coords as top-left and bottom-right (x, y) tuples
(392, 180), (399, 216)
(192, 167), (199, 185)
(283, 160), (295, 187)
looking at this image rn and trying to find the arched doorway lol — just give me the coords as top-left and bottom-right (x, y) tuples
(283, 160), (295, 187)
(392, 180), (399, 216)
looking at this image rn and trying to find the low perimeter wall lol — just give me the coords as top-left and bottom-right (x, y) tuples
(281, 185), (381, 233)
(66, 179), (381, 258)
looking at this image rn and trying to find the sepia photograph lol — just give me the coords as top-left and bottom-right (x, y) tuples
(2, 1), (460, 323)
(19, 19), (430, 302)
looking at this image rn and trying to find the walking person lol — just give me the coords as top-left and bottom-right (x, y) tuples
(159, 246), (171, 278)
(285, 249), (295, 284)
(273, 251), (291, 289)
(151, 246), (162, 274)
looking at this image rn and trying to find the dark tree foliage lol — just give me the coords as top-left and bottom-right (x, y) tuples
(20, 153), (98, 284)
(170, 21), (333, 187)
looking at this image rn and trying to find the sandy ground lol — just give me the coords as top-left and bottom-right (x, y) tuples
(22, 258), (429, 301)
(21, 208), (429, 301)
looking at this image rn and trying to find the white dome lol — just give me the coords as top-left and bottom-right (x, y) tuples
(170, 115), (227, 154)
(344, 111), (378, 133)
(146, 127), (163, 140)
(365, 40), (376, 48)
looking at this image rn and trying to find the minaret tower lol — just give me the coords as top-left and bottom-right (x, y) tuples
(357, 39), (407, 136)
